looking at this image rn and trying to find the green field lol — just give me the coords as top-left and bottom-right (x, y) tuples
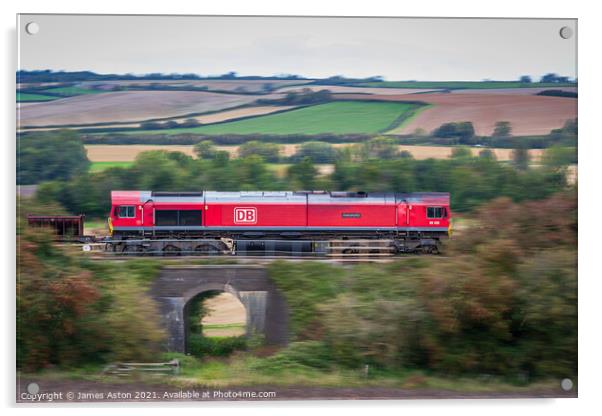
(354, 81), (577, 89)
(42, 86), (108, 97)
(90, 161), (134, 172)
(123, 101), (422, 135)
(17, 92), (57, 102)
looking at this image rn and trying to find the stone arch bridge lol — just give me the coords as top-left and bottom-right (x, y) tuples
(150, 265), (289, 352)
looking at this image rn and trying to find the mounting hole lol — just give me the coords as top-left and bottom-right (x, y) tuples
(25, 22), (40, 35)
(559, 26), (573, 40)
(27, 382), (40, 394)
(561, 378), (573, 391)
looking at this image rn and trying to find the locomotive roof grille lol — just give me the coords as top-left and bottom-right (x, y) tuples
(151, 191), (203, 197)
(330, 191), (368, 198)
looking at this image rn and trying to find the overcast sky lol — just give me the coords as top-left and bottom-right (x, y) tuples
(18, 15), (577, 81)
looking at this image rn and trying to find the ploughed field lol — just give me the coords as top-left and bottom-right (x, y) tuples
(18, 90), (283, 127)
(18, 79), (576, 137)
(335, 93), (577, 136)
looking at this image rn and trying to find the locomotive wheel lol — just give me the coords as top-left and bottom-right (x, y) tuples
(194, 244), (221, 255)
(162, 245), (182, 256)
(121, 244), (144, 255)
(420, 244), (439, 255)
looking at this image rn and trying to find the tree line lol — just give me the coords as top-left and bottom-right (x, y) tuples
(34, 142), (572, 217)
(75, 118), (577, 149)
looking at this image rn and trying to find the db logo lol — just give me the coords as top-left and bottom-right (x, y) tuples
(234, 207), (257, 224)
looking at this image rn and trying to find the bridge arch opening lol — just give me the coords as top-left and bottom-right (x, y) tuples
(184, 289), (248, 356)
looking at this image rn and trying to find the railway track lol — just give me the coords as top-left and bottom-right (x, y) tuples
(78, 254), (447, 264)
(62, 236), (443, 260)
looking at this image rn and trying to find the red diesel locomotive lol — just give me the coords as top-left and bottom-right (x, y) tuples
(108, 190), (451, 254)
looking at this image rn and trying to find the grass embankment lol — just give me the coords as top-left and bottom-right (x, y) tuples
(118, 101), (422, 135)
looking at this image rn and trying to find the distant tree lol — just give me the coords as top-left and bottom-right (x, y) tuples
(140, 121), (163, 130)
(222, 71), (237, 79)
(238, 141), (282, 162)
(512, 147), (531, 170)
(356, 137), (399, 160)
(450, 146), (473, 159)
(479, 148), (497, 160)
(492, 121), (512, 138)
(193, 140), (218, 159)
(164, 120), (179, 129)
(263, 89), (332, 106)
(519, 75), (532, 83)
(433, 122), (475, 141)
(413, 128), (428, 137)
(180, 118), (201, 128)
(542, 145), (577, 170)
(292, 142), (336, 163)
(287, 157), (318, 189)
(540, 73), (571, 83)
(17, 130), (90, 184)
(262, 83), (275, 93)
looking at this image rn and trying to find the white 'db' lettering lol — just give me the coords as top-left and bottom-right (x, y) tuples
(234, 207), (257, 224)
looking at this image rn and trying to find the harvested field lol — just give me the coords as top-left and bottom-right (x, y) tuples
(85, 144), (543, 163)
(356, 81), (577, 89)
(86, 145), (197, 162)
(335, 93), (577, 136)
(201, 293), (246, 337)
(277, 85), (439, 95)
(449, 87), (577, 95)
(19, 90), (282, 127)
(18, 105), (297, 132)
(185, 105), (296, 124)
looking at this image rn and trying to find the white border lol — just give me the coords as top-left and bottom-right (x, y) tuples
(3, 1), (601, 415)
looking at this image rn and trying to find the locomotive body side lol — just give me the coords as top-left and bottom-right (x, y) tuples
(204, 191), (306, 229)
(109, 190), (451, 241)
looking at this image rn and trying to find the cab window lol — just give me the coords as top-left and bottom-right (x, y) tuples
(118, 205), (135, 218)
(427, 207), (444, 219)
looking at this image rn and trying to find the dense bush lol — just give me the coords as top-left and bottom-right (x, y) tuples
(18, 130), (90, 184)
(187, 335), (247, 358)
(268, 191), (577, 380)
(17, 200), (165, 370)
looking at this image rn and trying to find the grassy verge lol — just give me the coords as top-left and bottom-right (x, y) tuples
(89, 161), (134, 172)
(20, 352), (564, 393)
